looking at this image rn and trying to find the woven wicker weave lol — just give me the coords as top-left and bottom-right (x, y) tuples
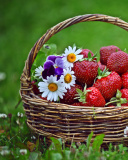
(20, 14), (128, 146)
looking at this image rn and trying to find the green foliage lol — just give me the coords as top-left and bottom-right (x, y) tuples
(92, 133), (105, 151)
(1, 115), (128, 160)
(86, 131), (93, 150)
(42, 133), (128, 160)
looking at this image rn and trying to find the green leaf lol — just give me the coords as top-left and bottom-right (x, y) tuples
(92, 134), (105, 151)
(116, 89), (122, 99)
(120, 98), (127, 104)
(40, 43), (57, 57)
(86, 131), (93, 150)
(15, 142), (28, 149)
(98, 67), (101, 76)
(50, 137), (62, 152)
(63, 150), (71, 160)
(88, 52), (92, 59)
(35, 136), (39, 151)
(97, 67), (111, 79)
(29, 152), (39, 160)
(50, 152), (62, 160)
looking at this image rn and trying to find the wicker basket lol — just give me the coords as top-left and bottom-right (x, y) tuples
(20, 14), (128, 147)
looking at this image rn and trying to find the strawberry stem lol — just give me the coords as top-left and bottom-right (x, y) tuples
(79, 52), (97, 62)
(97, 67), (111, 79)
(75, 84), (91, 103)
(105, 89), (127, 107)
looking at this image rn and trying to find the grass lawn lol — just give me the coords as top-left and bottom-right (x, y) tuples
(1, 0), (128, 159)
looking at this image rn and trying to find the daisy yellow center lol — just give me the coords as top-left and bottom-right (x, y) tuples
(64, 74), (72, 83)
(48, 83), (58, 92)
(67, 53), (76, 63)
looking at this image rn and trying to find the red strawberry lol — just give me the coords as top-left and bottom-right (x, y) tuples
(98, 61), (106, 71)
(80, 49), (94, 58)
(120, 89), (128, 106)
(31, 80), (40, 95)
(122, 72), (128, 89)
(76, 85), (106, 107)
(100, 45), (121, 65)
(40, 96), (47, 100)
(60, 84), (83, 105)
(107, 51), (128, 75)
(93, 71), (122, 101)
(72, 60), (98, 86)
(72, 102), (84, 106)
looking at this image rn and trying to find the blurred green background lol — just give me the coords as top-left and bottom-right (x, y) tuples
(1, 0), (128, 113)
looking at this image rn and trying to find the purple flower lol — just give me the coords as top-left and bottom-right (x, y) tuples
(42, 65), (55, 79)
(46, 55), (57, 63)
(43, 60), (54, 70)
(55, 67), (63, 76)
(42, 55), (64, 79)
(46, 55), (64, 69)
(55, 57), (64, 69)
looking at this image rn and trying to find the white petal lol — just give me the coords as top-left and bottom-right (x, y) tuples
(64, 48), (69, 54)
(47, 92), (53, 101)
(68, 46), (73, 52)
(56, 90), (63, 99)
(42, 90), (49, 97)
(38, 82), (44, 86)
(75, 49), (82, 55)
(53, 92), (58, 101)
(72, 46), (76, 52)
(76, 55), (83, 61)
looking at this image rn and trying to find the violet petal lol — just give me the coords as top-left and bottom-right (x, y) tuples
(46, 55), (57, 63)
(42, 66), (55, 79)
(57, 75), (61, 80)
(43, 60), (54, 70)
(42, 69), (48, 79)
(55, 58), (64, 68)
(55, 67), (63, 75)
(47, 65), (55, 76)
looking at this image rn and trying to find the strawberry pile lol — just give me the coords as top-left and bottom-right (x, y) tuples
(31, 45), (128, 107)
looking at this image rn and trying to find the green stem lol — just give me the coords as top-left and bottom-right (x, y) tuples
(105, 100), (120, 106)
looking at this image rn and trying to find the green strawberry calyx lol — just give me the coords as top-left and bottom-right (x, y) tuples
(75, 84), (91, 103)
(105, 89), (127, 107)
(97, 67), (111, 79)
(79, 52), (97, 62)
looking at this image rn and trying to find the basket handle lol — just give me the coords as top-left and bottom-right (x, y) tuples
(23, 14), (128, 77)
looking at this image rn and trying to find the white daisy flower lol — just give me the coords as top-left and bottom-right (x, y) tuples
(62, 46), (83, 68)
(124, 126), (128, 137)
(0, 72), (6, 81)
(0, 149), (10, 156)
(17, 112), (23, 117)
(35, 66), (44, 79)
(19, 149), (27, 155)
(60, 68), (76, 89)
(38, 75), (67, 101)
(0, 113), (7, 118)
